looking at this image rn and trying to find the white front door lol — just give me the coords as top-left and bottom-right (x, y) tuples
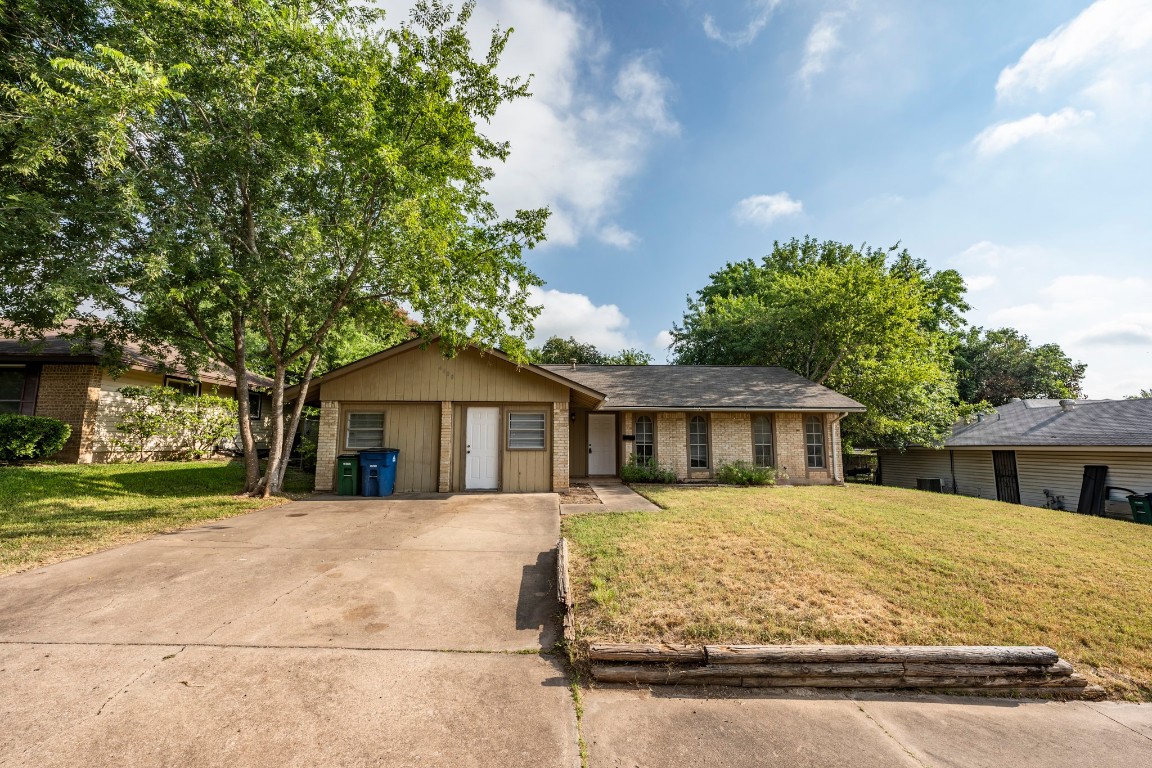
(466, 407), (500, 490)
(588, 413), (617, 476)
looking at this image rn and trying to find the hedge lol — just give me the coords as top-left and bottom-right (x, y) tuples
(0, 414), (72, 462)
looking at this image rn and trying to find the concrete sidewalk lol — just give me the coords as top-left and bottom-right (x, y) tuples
(561, 479), (661, 514)
(0, 494), (580, 768)
(582, 686), (1152, 768)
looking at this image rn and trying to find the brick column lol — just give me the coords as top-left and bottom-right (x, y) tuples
(313, 400), (339, 492)
(773, 412), (806, 484)
(712, 412), (752, 468)
(656, 412), (687, 479)
(552, 401), (570, 492)
(438, 401), (453, 493)
(34, 364), (102, 463)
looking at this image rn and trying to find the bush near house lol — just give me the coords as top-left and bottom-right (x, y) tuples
(113, 386), (238, 461)
(619, 455), (677, 484)
(716, 460), (776, 486)
(0, 414), (71, 462)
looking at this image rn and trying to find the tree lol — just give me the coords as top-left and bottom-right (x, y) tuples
(1125, 389), (1152, 400)
(2, 1), (549, 495)
(528, 336), (653, 365)
(953, 327), (1086, 405)
(671, 237), (972, 448)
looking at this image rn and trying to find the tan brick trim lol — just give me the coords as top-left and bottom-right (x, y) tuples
(314, 400), (339, 492)
(552, 401), (570, 492)
(438, 401), (453, 493)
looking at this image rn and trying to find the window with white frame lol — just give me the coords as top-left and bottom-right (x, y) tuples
(507, 412), (546, 450)
(689, 415), (709, 469)
(346, 412), (385, 449)
(805, 415), (826, 469)
(634, 415), (654, 461)
(752, 415), (774, 467)
(164, 376), (200, 396)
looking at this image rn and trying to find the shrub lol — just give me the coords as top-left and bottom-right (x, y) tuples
(619, 454), (678, 484)
(0, 414), (72, 462)
(112, 386), (238, 461)
(716, 460), (776, 487)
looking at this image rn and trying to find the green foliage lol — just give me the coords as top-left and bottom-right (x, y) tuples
(112, 386), (237, 461)
(529, 336), (653, 365)
(672, 237), (973, 449)
(954, 327), (1086, 405)
(619, 454), (677, 484)
(0, 414), (71, 461)
(715, 460), (776, 486)
(1127, 389), (1152, 400)
(2, 0), (549, 493)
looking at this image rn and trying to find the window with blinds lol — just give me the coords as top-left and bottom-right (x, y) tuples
(508, 412), (546, 450)
(346, 412), (385, 449)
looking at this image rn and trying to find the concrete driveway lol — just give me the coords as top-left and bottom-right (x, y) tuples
(0, 494), (579, 767)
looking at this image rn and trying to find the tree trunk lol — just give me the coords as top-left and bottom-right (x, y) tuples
(269, 348), (322, 494)
(231, 313), (260, 493)
(260, 363), (287, 499)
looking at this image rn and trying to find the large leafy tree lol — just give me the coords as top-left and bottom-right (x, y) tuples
(528, 336), (653, 365)
(671, 237), (971, 448)
(954, 327), (1086, 405)
(1, 0), (548, 494)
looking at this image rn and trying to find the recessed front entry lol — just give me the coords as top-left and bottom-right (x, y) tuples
(466, 407), (500, 490)
(588, 413), (617, 476)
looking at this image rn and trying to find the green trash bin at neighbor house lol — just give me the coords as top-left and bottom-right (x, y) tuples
(337, 454), (359, 496)
(1127, 494), (1152, 525)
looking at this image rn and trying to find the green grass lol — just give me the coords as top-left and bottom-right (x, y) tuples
(0, 460), (312, 575)
(562, 484), (1152, 699)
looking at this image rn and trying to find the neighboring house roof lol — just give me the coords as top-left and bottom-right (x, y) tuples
(538, 364), (866, 412)
(0, 324), (272, 389)
(944, 399), (1152, 448)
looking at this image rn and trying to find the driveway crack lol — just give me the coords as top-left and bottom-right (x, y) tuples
(853, 699), (934, 768)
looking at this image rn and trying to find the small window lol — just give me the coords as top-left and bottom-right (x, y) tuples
(634, 415), (654, 461)
(689, 415), (709, 469)
(0, 366), (25, 414)
(805, 415), (826, 469)
(164, 376), (200, 397)
(346, 412), (385, 449)
(753, 415), (774, 468)
(247, 392), (263, 420)
(508, 412), (546, 450)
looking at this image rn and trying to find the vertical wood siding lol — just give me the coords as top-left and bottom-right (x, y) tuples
(338, 402), (439, 492)
(319, 341), (569, 403)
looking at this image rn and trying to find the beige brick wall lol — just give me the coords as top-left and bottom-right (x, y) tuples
(438, 401), (453, 493)
(552, 401), (570, 492)
(314, 400), (339, 492)
(34, 364), (102, 463)
(711, 412), (753, 468)
(656, 412), (687, 477)
(772, 411), (839, 485)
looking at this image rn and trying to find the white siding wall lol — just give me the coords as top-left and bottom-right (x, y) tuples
(952, 450), (997, 501)
(1016, 450), (1152, 512)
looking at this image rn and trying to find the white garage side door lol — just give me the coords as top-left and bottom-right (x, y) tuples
(466, 407), (500, 490)
(588, 413), (617, 476)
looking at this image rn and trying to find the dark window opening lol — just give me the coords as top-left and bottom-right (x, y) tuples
(689, 415), (709, 469)
(635, 415), (654, 461)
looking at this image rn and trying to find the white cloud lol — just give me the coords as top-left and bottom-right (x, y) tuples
(734, 192), (804, 227)
(703, 0), (782, 48)
(380, 1), (677, 248)
(528, 287), (635, 351)
(799, 11), (848, 86)
(996, 0), (1152, 100)
(972, 107), (1095, 156)
(597, 224), (639, 250)
(965, 275), (999, 292)
(654, 329), (675, 350)
(953, 241), (1039, 269)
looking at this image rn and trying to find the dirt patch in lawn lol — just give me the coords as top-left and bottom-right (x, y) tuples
(562, 484), (1152, 700)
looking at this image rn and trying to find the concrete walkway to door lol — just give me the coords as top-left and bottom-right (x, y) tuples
(0, 493), (579, 767)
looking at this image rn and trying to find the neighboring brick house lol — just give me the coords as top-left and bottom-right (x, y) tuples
(0, 329), (272, 463)
(292, 337), (865, 494)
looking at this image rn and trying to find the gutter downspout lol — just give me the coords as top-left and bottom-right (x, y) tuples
(830, 412), (849, 484)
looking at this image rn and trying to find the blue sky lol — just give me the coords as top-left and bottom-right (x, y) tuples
(389, 0), (1152, 398)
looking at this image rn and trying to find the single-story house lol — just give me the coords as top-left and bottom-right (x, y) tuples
(295, 337), (865, 494)
(0, 327), (272, 463)
(878, 398), (1152, 514)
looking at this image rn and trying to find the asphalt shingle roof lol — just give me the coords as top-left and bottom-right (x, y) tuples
(946, 399), (1152, 448)
(539, 364), (865, 412)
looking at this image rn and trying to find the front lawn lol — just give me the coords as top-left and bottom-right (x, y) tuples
(0, 460), (312, 575)
(563, 484), (1152, 699)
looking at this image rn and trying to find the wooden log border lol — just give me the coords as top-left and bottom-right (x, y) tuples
(554, 550), (1103, 700)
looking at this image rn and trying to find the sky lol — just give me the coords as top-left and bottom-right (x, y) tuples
(385, 0), (1152, 399)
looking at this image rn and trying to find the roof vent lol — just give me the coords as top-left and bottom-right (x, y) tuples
(1059, 399), (1076, 412)
(976, 413), (984, 423)
(569, 358), (577, 369)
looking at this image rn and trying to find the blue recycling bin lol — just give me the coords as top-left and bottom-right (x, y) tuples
(359, 449), (400, 497)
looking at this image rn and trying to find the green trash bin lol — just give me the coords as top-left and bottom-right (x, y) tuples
(1127, 494), (1152, 525)
(337, 454), (359, 496)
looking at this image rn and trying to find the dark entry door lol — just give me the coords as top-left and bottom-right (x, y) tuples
(992, 451), (1021, 504)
